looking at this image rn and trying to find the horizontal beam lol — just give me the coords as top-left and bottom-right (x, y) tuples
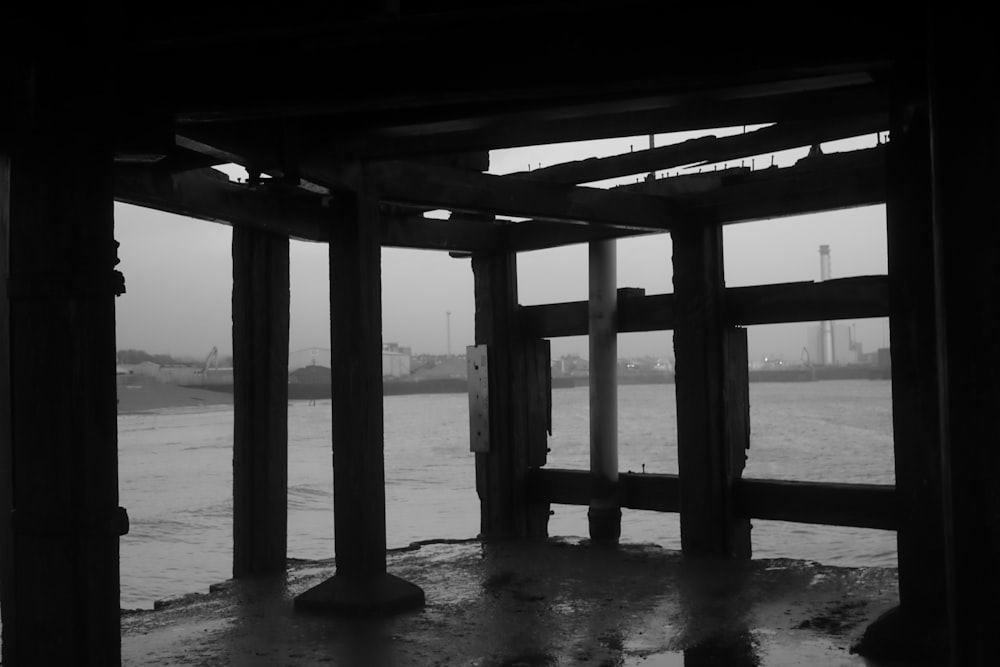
(359, 160), (693, 230)
(504, 145), (886, 252)
(527, 468), (896, 530)
(512, 115), (886, 185)
(624, 145), (886, 225)
(726, 275), (889, 326)
(735, 478), (897, 531)
(114, 166), (335, 241)
(520, 276), (889, 338)
(299, 83), (889, 159)
(527, 469), (680, 512)
(113, 167), (498, 252)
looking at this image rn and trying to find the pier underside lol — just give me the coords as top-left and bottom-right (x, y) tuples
(3, 2), (999, 665)
(123, 539), (910, 667)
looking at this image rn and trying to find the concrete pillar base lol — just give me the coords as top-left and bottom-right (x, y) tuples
(294, 572), (425, 616)
(588, 505), (621, 546)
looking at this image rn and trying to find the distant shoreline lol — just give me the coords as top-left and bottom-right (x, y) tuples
(117, 375), (233, 415)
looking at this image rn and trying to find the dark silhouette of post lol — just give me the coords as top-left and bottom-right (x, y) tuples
(232, 228), (289, 577)
(295, 176), (424, 614)
(0, 60), (126, 664)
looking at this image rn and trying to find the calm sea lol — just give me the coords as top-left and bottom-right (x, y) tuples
(118, 380), (896, 609)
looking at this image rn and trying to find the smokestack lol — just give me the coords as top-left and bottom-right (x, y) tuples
(819, 245), (834, 365)
(446, 310), (452, 356)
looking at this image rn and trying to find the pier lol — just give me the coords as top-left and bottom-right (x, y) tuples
(2, 4), (998, 665)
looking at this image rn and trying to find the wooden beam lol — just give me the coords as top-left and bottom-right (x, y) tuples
(115, 166), (336, 241)
(735, 479), (897, 531)
(359, 160), (691, 230)
(511, 115), (886, 185)
(526, 469), (896, 530)
(114, 167), (499, 251)
(296, 83), (889, 159)
(520, 276), (889, 338)
(725, 275), (889, 325)
(504, 147), (886, 252)
(622, 145), (886, 225)
(232, 227), (289, 578)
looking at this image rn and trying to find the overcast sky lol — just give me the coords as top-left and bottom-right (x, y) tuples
(114, 128), (888, 363)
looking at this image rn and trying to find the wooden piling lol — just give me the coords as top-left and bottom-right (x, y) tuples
(232, 227), (290, 578)
(0, 69), (125, 664)
(294, 174), (423, 614)
(927, 10), (1000, 663)
(885, 54), (947, 619)
(471, 250), (550, 539)
(672, 224), (751, 558)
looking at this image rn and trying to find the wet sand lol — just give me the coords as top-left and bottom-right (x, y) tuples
(117, 375), (232, 415)
(121, 538), (924, 666)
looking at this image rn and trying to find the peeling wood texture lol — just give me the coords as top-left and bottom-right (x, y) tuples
(520, 276), (889, 338)
(504, 147), (885, 252)
(472, 252), (549, 538)
(510, 115), (886, 185)
(364, 160), (689, 230)
(672, 222), (749, 558)
(232, 227), (290, 578)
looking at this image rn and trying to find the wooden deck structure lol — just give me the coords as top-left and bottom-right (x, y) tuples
(1, 2), (997, 664)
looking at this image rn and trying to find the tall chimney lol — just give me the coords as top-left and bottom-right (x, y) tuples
(819, 245), (834, 365)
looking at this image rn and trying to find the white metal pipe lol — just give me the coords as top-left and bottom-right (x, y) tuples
(588, 239), (620, 543)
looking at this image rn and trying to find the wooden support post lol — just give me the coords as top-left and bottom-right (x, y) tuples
(672, 224), (751, 558)
(854, 44), (949, 662)
(471, 250), (550, 539)
(588, 240), (620, 544)
(294, 177), (424, 614)
(0, 70), (125, 664)
(232, 227), (290, 578)
(927, 10), (1000, 664)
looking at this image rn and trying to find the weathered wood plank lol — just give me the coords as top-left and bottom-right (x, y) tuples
(885, 65), (946, 616)
(345, 160), (693, 230)
(520, 276), (888, 338)
(672, 221), (740, 557)
(621, 145), (886, 225)
(725, 275), (889, 325)
(232, 227), (290, 578)
(505, 147), (886, 252)
(115, 167), (499, 251)
(511, 115), (886, 185)
(472, 248), (550, 538)
(735, 479), (897, 530)
(526, 468), (896, 530)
